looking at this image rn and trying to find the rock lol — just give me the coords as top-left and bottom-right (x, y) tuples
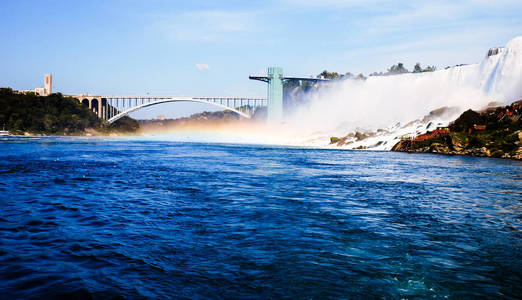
(450, 135), (466, 151)
(329, 136), (349, 146)
(391, 140), (404, 151)
(337, 137), (349, 146)
(391, 140), (414, 151)
(355, 132), (369, 141)
(480, 147), (491, 157)
(512, 147), (522, 160)
(429, 143), (450, 153)
(491, 149), (505, 158)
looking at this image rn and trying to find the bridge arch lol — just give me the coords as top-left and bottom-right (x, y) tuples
(107, 97), (251, 124)
(91, 98), (99, 114)
(101, 98), (107, 120)
(81, 98), (89, 107)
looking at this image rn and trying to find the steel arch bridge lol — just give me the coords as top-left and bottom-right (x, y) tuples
(103, 96), (268, 124)
(71, 67), (329, 123)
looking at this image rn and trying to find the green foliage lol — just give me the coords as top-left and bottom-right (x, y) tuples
(109, 116), (140, 133)
(468, 135), (485, 148)
(450, 109), (483, 132)
(413, 63), (422, 73)
(189, 110), (240, 121)
(0, 88), (101, 134)
(317, 70), (340, 79)
(413, 63), (437, 73)
(387, 63), (408, 75)
(330, 137), (339, 144)
(414, 136), (448, 149)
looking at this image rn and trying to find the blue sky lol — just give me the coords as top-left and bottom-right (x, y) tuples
(1, 0), (521, 119)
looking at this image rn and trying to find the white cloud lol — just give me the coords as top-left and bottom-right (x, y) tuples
(196, 63), (210, 71)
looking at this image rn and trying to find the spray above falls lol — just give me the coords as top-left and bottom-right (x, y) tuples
(142, 37), (522, 150)
(279, 36), (522, 149)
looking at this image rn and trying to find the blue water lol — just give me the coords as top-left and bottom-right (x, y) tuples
(0, 137), (521, 299)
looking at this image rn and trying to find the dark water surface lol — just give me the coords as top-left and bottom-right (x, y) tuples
(0, 137), (521, 299)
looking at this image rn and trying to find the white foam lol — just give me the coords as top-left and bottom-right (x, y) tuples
(284, 36), (522, 150)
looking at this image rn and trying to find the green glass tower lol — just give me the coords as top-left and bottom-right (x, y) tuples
(267, 67), (283, 122)
(250, 66), (326, 122)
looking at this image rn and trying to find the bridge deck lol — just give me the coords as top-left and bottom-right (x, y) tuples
(102, 96), (268, 123)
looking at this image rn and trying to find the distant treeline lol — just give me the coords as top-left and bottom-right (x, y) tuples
(140, 106), (267, 127)
(0, 88), (139, 135)
(317, 62), (437, 80)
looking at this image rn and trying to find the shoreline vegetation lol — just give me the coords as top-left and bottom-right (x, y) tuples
(138, 108), (266, 134)
(391, 100), (522, 160)
(0, 88), (139, 136)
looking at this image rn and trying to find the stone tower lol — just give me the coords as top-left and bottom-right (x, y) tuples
(44, 74), (52, 96)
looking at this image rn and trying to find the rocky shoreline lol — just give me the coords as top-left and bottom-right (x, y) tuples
(391, 133), (522, 160)
(391, 101), (522, 160)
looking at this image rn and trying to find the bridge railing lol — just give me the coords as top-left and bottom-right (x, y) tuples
(102, 96), (268, 121)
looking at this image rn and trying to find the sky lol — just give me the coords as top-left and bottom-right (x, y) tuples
(1, 0), (521, 119)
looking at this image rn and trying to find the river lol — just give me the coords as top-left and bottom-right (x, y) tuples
(0, 137), (521, 298)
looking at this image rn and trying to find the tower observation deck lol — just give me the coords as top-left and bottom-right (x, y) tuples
(249, 67), (329, 122)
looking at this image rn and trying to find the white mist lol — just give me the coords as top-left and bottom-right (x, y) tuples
(280, 36), (522, 149)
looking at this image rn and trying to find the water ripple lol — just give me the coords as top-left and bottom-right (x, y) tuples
(0, 137), (521, 298)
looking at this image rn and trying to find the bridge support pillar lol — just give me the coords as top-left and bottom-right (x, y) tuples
(267, 67), (283, 122)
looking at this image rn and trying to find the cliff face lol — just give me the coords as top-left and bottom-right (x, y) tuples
(391, 101), (522, 160)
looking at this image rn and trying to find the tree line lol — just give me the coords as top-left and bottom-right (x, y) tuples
(317, 62), (437, 80)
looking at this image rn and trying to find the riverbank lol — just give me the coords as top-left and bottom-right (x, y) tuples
(392, 100), (522, 160)
(0, 88), (140, 136)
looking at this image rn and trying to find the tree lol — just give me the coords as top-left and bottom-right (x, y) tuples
(423, 65), (436, 72)
(413, 63), (422, 73)
(387, 63), (408, 75)
(450, 109), (483, 132)
(317, 70), (340, 80)
(0, 88), (105, 134)
(356, 73), (366, 80)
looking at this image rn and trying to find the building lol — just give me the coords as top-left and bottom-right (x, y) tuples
(44, 74), (52, 96)
(34, 88), (45, 95)
(17, 74), (53, 96)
